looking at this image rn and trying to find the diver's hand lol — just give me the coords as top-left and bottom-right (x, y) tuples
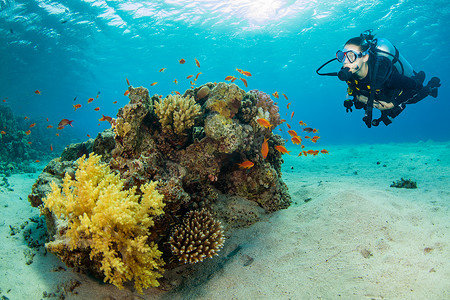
(343, 99), (353, 112)
(426, 77), (441, 98)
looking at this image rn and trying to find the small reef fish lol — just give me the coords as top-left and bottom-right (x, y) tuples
(306, 150), (316, 155)
(159, 68), (166, 72)
(286, 123), (291, 129)
(186, 75), (193, 79)
(126, 78), (130, 85)
(58, 119), (73, 127)
(287, 130), (298, 137)
(274, 145), (291, 155)
(150, 82), (158, 86)
(231, 77), (237, 83)
(96, 91), (100, 98)
(290, 111), (294, 119)
(46, 118), (49, 122)
(0, 131), (6, 134)
(124, 90), (130, 96)
(239, 77), (248, 87)
(179, 58), (186, 64)
(291, 136), (302, 145)
(175, 91), (180, 95)
(87, 134), (91, 137)
(50, 144), (53, 151)
(282, 93), (288, 100)
(35, 160), (40, 163)
(299, 121), (307, 126)
(256, 118), (272, 129)
(261, 138), (269, 159)
(29, 123), (36, 128)
(56, 133), (59, 136)
(312, 128), (318, 133)
(303, 127), (314, 133)
(28, 141), (32, 144)
(73, 104), (82, 110)
(173, 79), (178, 84)
(287, 102), (291, 109)
(113, 101), (117, 104)
(241, 71), (252, 77)
(195, 58), (200, 68)
(73, 96), (77, 101)
(24, 116), (29, 120)
(25, 130), (31, 135)
(237, 160), (254, 169)
(35, 90), (41, 94)
(272, 91), (279, 99)
(195, 72), (202, 80)
(99, 115), (112, 123)
(94, 107), (100, 111)
(236, 68), (242, 73)
(47, 125), (53, 128)
(88, 98), (94, 103)
(225, 76), (234, 81)
(320, 149), (329, 154)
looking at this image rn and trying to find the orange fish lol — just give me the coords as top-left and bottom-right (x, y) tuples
(290, 111), (294, 119)
(241, 71), (252, 77)
(256, 118), (272, 129)
(302, 151), (308, 156)
(239, 77), (248, 87)
(99, 114), (112, 123)
(126, 78), (130, 85)
(224, 76), (233, 81)
(29, 123), (36, 128)
(28, 141), (32, 145)
(195, 58), (200, 68)
(35, 90), (41, 94)
(312, 129), (318, 133)
(35, 160), (40, 163)
(305, 136), (310, 139)
(231, 77), (237, 82)
(272, 91), (279, 99)
(291, 136), (302, 145)
(303, 127), (313, 133)
(175, 91), (181, 95)
(299, 121), (307, 126)
(58, 119), (73, 127)
(46, 118), (49, 122)
(301, 145), (305, 149)
(306, 150), (316, 155)
(236, 68), (242, 73)
(287, 102), (291, 109)
(24, 116), (29, 120)
(313, 150), (320, 156)
(124, 90), (130, 96)
(320, 149), (329, 154)
(282, 93), (288, 100)
(312, 135), (320, 140)
(47, 125), (53, 128)
(287, 130), (298, 137)
(159, 68), (166, 72)
(286, 123), (291, 129)
(88, 98), (94, 103)
(94, 107), (100, 111)
(237, 160), (254, 169)
(274, 145), (291, 155)
(174, 79), (178, 84)
(261, 138), (269, 159)
(25, 130), (31, 135)
(56, 133), (59, 136)
(0, 131), (6, 134)
(179, 58), (186, 64)
(150, 82), (158, 86)
(73, 104), (82, 110)
(113, 101), (117, 104)
(50, 144), (53, 151)
(186, 75), (193, 79)
(195, 72), (202, 80)
(87, 134), (91, 138)
(2, 99), (5, 102)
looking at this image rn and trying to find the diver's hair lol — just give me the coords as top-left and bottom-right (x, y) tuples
(344, 32), (375, 51)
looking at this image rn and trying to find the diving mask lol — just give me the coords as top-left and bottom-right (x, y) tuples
(336, 49), (368, 64)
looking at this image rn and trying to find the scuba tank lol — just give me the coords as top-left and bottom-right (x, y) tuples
(373, 38), (414, 77)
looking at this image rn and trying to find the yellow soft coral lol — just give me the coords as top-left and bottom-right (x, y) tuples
(154, 94), (201, 135)
(43, 154), (165, 293)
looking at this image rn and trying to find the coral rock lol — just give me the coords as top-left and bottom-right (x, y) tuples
(169, 209), (225, 264)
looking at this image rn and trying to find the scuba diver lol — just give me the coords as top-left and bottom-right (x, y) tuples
(316, 30), (441, 128)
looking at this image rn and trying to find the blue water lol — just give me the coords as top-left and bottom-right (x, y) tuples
(1, 0), (449, 146)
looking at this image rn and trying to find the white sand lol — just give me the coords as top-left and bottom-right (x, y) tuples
(0, 141), (449, 299)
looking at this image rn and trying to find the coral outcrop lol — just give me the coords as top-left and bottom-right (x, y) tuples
(42, 154), (165, 293)
(30, 81), (293, 292)
(169, 209), (225, 264)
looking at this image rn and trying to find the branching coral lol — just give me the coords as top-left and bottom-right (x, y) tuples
(154, 94), (201, 135)
(43, 154), (165, 293)
(169, 209), (225, 264)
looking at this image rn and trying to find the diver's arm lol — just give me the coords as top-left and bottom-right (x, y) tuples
(355, 95), (394, 110)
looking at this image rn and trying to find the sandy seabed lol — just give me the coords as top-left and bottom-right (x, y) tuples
(1, 141), (449, 300)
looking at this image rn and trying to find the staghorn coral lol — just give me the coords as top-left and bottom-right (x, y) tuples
(154, 94), (201, 135)
(169, 209), (225, 264)
(43, 154), (165, 293)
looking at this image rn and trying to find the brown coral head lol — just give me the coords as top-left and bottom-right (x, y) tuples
(169, 209), (225, 264)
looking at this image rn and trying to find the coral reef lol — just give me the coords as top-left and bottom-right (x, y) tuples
(154, 94), (201, 135)
(30, 82), (292, 291)
(169, 209), (225, 264)
(42, 154), (165, 293)
(390, 178), (417, 189)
